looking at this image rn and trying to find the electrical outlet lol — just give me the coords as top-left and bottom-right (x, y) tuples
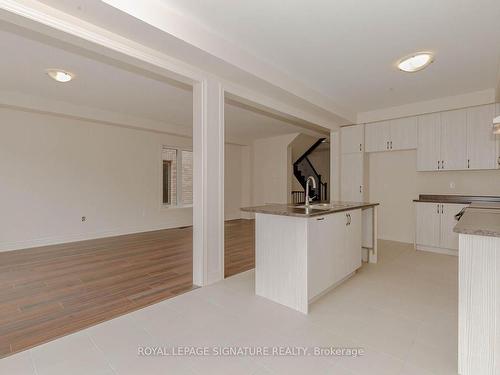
(81, 216), (86, 222)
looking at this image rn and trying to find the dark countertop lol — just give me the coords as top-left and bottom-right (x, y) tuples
(241, 202), (379, 218)
(454, 204), (500, 238)
(413, 194), (500, 204)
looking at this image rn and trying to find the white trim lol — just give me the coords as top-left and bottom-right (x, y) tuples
(0, 219), (193, 253)
(0, 90), (192, 138)
(0, 0), (346, 129)
(416, 244), (458, 256)
(101, 0), (354, 123)
(357, 89), (496, 124)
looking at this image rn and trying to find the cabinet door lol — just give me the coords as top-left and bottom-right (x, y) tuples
(467, 104), (496, 170)
(440, 203), (468, 250)
(415, 202), (441, 248)
(497, 103), (500, 169)
(365, 121), (390, 152)
(345, 209), (362, 276)
(341, 153), (363, 202)
(390, 116), (417, 151)
(340, 124), (364, 154)
(308, 214), (340, 299)
(417, 113), (441, 171)
(440, 109), (467, 170)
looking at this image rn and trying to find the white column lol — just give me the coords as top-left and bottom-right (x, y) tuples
(193, 78), (225, 286)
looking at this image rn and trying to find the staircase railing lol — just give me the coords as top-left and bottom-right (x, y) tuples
(291, 182), (327, 204)
(292, 137), (327, 202)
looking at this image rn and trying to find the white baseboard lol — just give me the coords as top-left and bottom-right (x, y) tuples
(0, 221), (192, 253)
(416, 244), (458, 256)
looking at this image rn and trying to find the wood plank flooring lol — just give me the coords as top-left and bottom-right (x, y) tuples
(224, 219), (255, 278)
(0, 219), (255, 358)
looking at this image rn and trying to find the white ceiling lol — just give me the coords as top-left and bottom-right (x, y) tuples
(156, 0), (500, 113)
(0, 23), (193, 127)
(0, 23), (325, 144)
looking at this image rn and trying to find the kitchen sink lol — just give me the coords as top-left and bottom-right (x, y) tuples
(296, 203), (353, 210)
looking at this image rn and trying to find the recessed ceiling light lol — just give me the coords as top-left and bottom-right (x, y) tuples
(397, 53), (434, 72)
(46, 69), (75, 83)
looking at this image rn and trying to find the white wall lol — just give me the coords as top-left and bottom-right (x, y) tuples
(224, 143), (251, 220)
(0, 107), (195, 251)
(252, 133), (298, 205)
(368, 149), (500, 243)
(0, 106), (252, 251)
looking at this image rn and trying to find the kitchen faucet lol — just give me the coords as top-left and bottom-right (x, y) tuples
(305, 176), (317, 208)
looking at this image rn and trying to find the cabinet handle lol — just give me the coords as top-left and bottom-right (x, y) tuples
(497, 156), (500, 166)
(346, 213), (349, 226)
(467, 159), (470, 169)
(348, 213), (351, 225)
(316, 217), (325, 221)
(437, 204), (439, 214)
(437, 160), (440, 170)
(390, 141), (393, 149)
(359, 185), (362, 193)
(441, 204), (444, 214)
(359, 143), (362, 152)
(442, 160), (445, 169)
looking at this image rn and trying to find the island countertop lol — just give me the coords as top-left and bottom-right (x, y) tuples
(241, 202), (379, 218)
(453, 203), (500, 238)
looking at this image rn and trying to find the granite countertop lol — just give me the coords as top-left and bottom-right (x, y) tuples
(241, 202), (379, 218)
(413, 194), (500, 204)
(454, 204), (500, 238)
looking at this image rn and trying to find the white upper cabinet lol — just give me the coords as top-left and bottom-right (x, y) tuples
(365, 117), (417, 153)
(390, 116), (417, 151)
(417, 104), (499, 171)
(340, 124), (364, 154)
(440, 109), (467, 171)
(365, 120), (390, 152)
(466, 104), (496, 170)
(417, 112), (441, 171)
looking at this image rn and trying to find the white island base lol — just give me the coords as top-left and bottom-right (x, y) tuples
(458, 233), (500, 374)
(254, 206), (377, 314)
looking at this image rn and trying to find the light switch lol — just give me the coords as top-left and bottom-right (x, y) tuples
(449, 182), (455, 189)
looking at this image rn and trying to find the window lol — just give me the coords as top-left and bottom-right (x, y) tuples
(181, 150), (193, 205)
(161, 147), (192, 207)
(162, 160), (172, 205)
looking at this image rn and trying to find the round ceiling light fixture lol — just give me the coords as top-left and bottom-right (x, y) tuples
(397, 52), (434, 72)
(46, 69), (75, 83)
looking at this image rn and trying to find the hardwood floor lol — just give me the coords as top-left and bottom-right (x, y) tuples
(224, 219), (255, 278)
(0, 219), (255, 358)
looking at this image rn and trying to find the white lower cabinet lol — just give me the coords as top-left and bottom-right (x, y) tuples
(415, 202), (468, 254)
(416, 202), (441, 248)
(308, 209), (361, 299)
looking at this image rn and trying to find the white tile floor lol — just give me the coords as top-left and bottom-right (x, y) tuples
(0, 240), (459, 375)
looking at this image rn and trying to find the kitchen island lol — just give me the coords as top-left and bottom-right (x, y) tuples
(241, 202), (379, 314)
(454, 202), (500, 375)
